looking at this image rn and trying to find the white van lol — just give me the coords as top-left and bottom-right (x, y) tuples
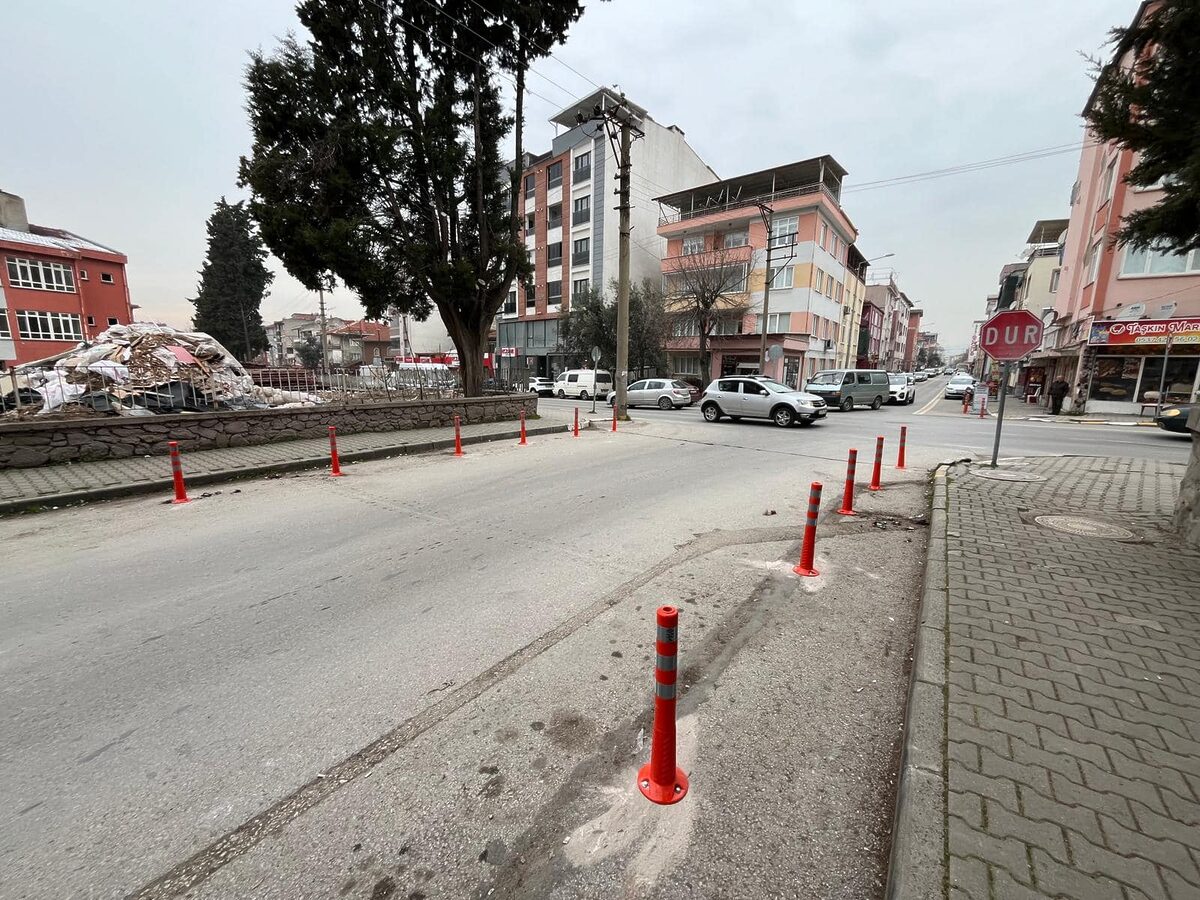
(554, 369), (613, 400)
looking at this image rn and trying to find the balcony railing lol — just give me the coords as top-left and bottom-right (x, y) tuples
(572, 251), (590, 267)
(573, 164), (591, 183)
(658, 182), (840, 226)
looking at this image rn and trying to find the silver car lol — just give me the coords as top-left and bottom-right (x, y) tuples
(944, 374), (977, 399)
(606, 378), (694, 409)
(700, 377), (827, 427)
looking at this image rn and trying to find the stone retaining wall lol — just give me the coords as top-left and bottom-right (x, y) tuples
(0, 394), (537, 469)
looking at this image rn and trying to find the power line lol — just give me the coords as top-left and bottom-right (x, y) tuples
(844, 143), (1096, 194)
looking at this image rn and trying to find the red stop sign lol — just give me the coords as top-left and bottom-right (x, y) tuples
(980, 309), (1044, 361)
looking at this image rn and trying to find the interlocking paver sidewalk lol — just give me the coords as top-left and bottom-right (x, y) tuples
(889, 455), (1200, 900)
(0, 418), (566, 513)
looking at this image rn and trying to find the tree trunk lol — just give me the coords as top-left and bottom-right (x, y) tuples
(444, 314), (487, 396)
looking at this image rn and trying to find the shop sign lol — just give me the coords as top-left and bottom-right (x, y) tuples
(1088, 318), (1200, 346)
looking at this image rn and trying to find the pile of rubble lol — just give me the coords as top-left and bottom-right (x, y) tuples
(1, 324), (322, 417)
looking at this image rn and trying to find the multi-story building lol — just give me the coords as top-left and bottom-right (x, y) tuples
(264, 313), (350, 366)
(915, 330), (942, 367)
(904, 308), (923, 371)
(495, 88), (716, 379)
(838, 245), (868, 369)
(655, 156), (858, 385)
(0, 191), (133, 367)
(862, 274), (914, 370)
(857, 297), (884, 368)
(1035, 2), (1200, 414)
(328, 320), (391, 366)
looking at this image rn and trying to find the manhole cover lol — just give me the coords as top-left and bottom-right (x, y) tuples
(1033, 515), (1135, 540)
(972, 470), (1046, 482)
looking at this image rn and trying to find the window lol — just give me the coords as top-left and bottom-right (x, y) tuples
(1139, 356), (1199, 403)
(1100, 157), (1118, 204)
(547, 280), (562, 302)
(814, 268), (824, 291)
(547, 203), (562, 229)
(1049, 268), (1061, 292)
(6, 257), (76, 292)
(672, 318), (699, 337)
(100, 272), (115, 284)
(548, 161), (562, 188)
(547, 242), (563, 265)
(712, 317), (742, 336)
(767, 266), (793, 289)
(819, 221), (828, 249)
(86, 315), (96, 326)
(572, 237), (590, 266)
(856, 372), (873, 385)
(16, 310), (83, 340)
(573, 195), (590, 221)
(524, 174), (535, 197)
(717, 379), (740, 393)
(723, 231), (748, 248)
(1120, 245), (1200, 276)
(1085, 240), (1102, 284)
(504, 291), (517, 315)
(79, 269), (89, 281)
(629, 380), (647, 391)
(754, 312), (788, 334)
(573, 278), (590, 295)
(741, 380), (769, 396)
(769, 215), (798, 248)
(0, 312), (10, 338)
(573, 152), (591, 180)
(526, 285), (536, 309)
(567, 373), (579, 383)
(525, 212), (535, 232)
(1088, 356), (1140, 402)
(682, 236), (705, 256)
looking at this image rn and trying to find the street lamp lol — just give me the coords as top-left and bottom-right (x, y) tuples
(867, 253), (895, 263)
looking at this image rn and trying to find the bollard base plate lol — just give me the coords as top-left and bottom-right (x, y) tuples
(792, 563), (819, 577)
(638, 764), (689, 805)
(869, 485), (882, 492)
(171, 498), (190, 504)
(329, 471), (345, 477)
(836, 507), (856, 516)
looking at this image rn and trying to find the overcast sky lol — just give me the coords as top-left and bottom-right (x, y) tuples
(3, 0), (1133, 351)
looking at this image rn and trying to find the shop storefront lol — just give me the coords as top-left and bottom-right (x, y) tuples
(1083, 318), (1200, 414)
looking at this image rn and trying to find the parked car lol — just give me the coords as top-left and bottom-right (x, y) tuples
(700, 377), (827, 427)
(554, 369), (613, 400)
(1154, 403), (1196, 436)
(888, 374), (916, 405)
(944, 374), (977, 399)
(606, 378), (694, 409)
(528, 377), (556, 397)
(914, 371), (928, 382)
(943, 367), (956, 375)
(803, 369), (890, 411)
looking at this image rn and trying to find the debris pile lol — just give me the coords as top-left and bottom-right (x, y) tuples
(2, 324), (320, 417)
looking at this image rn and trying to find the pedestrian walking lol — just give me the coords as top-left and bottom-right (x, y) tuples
(1048, 376), (1069, 415)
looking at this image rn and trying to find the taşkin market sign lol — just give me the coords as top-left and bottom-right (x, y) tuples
(1088, 318), (1200, 346)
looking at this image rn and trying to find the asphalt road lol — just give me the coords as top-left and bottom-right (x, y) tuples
(0, 376), (1191, 898)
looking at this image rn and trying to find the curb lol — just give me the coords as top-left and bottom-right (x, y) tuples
(0, 422), (570, 516)
(884, 463), (950, 900)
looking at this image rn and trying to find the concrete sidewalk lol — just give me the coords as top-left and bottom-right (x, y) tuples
(890, 455), (1200, 900)
(0, 418), (568, 514)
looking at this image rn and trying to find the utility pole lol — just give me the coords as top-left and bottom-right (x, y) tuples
(318, 285), (329, 376)
(756, 203), (774, 377)
(616, 117), (631, 417)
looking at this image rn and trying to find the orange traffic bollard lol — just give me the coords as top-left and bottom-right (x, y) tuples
(168, 440), (190, 504)
(897, 425), (907, 470)
(793, 481), (822, 576)
(519, 408), (527, 446)
(869, 435), (884, 492)
(328, 426), (345, 476)
(611, 404), (618, 432)
(573, 406), (580, 438)
(454, 414), (464, 457)
(837, 449), (857, 516)
(979, 395), (988, 418)
(638, 605), (689, 805)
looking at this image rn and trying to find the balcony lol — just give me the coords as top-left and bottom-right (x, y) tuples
(658, 182), (838, 226)
(573, 163), (591, 183)
(572, 251), (590, 267)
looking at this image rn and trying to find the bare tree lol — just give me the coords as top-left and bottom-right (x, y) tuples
(662, 244), (751, 376)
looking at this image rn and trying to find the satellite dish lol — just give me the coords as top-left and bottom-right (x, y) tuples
(1115, 303), (1145, 320)
(1157, 302), (1177, 318)
(767, 344), (783, 362)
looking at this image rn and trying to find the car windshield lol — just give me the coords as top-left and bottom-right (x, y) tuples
(889, 375), (907, 385)
(672, 380), (691, 389)
(807, 372), (839, 385)
(950, 376), (973, 384)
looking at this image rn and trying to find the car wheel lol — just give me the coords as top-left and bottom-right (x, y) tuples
(579, 389), (589, 400)
(557, 389), (566, 399)
(871, 396), (883, 410)
(773, 406), (795, 428)
(702, 402), (722, 422)
(908, 393), (916, 405)
(658, 396), (673, 410)
(840, 397), (854, 412)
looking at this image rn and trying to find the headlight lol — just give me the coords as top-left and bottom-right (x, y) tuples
(1163, 408), (1182, 417)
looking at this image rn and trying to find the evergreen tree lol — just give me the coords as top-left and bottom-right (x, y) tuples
(1085, 0), (1200, 253)
(559, 286), (615, 369)
(239, 0), (584, 395)
(296, 335), (323, 370)
(190, 198), (273, 360)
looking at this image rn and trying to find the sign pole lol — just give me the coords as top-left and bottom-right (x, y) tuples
(989, 361), (1012, 467)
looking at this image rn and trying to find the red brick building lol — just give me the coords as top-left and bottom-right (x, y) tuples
(0, 191), (133, 367)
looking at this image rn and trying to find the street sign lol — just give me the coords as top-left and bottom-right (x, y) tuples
(979, 309), (1043, 361)
(591, 345), (602, 363)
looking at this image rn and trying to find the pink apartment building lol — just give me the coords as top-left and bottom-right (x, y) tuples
(1035, 1), (1200, 413)
(654, 158), (860, 386)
